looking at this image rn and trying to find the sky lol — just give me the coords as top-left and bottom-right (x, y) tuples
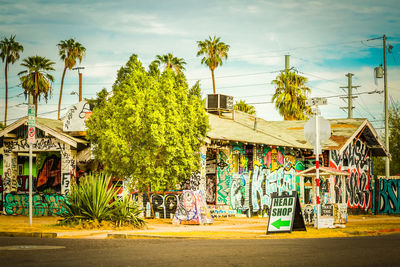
(1, 0), (400, 133)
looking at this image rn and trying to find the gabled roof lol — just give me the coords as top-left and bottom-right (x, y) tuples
(207, 110), (388, 156)
(0, 116), (87, 148)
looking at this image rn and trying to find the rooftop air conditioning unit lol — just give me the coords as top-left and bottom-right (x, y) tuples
(206, 94), (234, 110)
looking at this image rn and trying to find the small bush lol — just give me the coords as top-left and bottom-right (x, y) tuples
(59, 173), (145, 228)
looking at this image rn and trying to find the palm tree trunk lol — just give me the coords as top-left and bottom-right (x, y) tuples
(211, 69), (216, 94)
(34, 73), (38, 117)
(4, 61), (8, 126)
(58, 66), (67, 120)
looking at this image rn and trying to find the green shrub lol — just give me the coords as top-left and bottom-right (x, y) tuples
(59, 173), (145, 228)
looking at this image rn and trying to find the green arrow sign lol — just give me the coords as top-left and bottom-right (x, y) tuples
(272, 218), (290, 229)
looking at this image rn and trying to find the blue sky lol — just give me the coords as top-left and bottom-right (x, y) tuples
(1, 0), (400, 133)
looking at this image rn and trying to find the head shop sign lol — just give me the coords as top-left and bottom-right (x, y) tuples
(267, 192), (306, 234)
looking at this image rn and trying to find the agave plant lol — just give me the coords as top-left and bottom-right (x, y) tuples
(59, 173), (146, 228)
(111, 194), (146, 228)
(59, 173), (118, 224)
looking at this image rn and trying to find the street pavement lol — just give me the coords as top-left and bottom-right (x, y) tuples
(1, 234), (400, 266)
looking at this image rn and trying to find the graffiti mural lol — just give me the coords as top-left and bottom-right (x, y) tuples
(206, 175), (216, 204)
(216, 150), (232, 205)
(172, 190), (213, 225)
(36, 154), (61, 191)
(3, 153), (17, 193)
(137, 191), (180, 219)
(377, 179), (400, 214)
(4, 193), (66, 216)
(210, 146), (302, 215)
(0, 176), (3, 211)
(330, 139), (372, 211)
(17, 176), (30, 192)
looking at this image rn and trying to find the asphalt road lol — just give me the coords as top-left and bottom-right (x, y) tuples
(1, 234), (400, 267)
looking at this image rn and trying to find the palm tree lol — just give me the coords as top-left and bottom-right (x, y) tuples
(233, 100), (256, 116)
(197, 36), (230, 94)
(153, 53), (186, 74)
(0, 35), (24, 126)
(57, 38), (86, 120)
(271, 71), (311, 120)
(18, 56), (55, 115)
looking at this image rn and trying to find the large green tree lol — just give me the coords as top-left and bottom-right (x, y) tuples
(0, 35), (24, 126)
(373, 103), (400, 176)
(197, 36), (230, 94)
(271, 71), (311, 120)
(18, 56), (55, 115)
(153, 53), (186, 74)
(86, 54), (209, 192)
(57, 38), (86, 120)
(233, 100), (256, 116)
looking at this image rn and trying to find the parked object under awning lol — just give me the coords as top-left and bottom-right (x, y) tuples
(297, 166), (350, 177)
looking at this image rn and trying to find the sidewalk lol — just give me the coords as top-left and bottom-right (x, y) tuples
(0, 215), (399, 239)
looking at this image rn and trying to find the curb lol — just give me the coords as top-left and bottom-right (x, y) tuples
(0, 232), (57, 238)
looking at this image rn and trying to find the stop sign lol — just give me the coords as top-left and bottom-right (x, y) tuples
(304, 116), (331, 154)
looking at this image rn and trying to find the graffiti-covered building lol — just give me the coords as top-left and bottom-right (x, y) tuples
(198, 110), (388, 216)
(0, 116), (91, 215)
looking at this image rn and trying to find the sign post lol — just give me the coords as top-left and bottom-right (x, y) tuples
(304, 97), (330, 229)
(27, 100), (35, 226)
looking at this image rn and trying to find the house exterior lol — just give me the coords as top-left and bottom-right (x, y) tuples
(0, 116), (90, 215)
(195, 111), (388, 217)
(0, 107), (389, 217)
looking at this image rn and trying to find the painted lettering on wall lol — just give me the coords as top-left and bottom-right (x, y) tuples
(330, 139), (371, 211)
(377, 179), (400, 214)
(4, 193), (66, 216)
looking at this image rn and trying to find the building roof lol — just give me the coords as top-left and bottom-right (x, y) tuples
(0, 116), (87, 148)
(207, 110), (388, 156)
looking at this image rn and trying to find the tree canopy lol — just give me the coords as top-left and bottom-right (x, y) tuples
(153, 53), (186, 74)
(373, 103), (400, 176)
(197, 36), (230, 94)
(86, 54), (209, 192)
(18, 56), (55, 115)
(233, 100), (256, 116)
(0, 35), (24, 126)
(57, 38), (86, 119)
(271, 71), (311, 120)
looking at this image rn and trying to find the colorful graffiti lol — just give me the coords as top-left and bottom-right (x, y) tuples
(330, 139), (372, 211)
(377, 179), (400, 214)
(36, 154), (61, 192)
(172, 190), (213, 225)
(0, 175), (3, 210)
(216, 150), (232, 205)
(213, 146), (302, 215)
(4, 193), (66, 216)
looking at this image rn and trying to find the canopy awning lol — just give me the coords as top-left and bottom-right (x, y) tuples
(297, 166), (350, 177)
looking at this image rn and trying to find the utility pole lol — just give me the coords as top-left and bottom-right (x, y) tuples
(285, 55), (290, 74)
(27, 94), (35, 226)
(340, 73), (360, 118)
(368, 35), (390, 179)
(72, 67), (85, 102)
(383, 35), (390, 179)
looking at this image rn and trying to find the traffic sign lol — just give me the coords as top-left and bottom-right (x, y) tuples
(267, 192), (306, 234)
(305, 97), (327, 106)
(304, 116), (331, 154)
(28, 105), (35, 127)
(27, 126), (35, 144)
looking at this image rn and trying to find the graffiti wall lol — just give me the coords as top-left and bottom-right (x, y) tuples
(172, 190), (213, 225)
(329, 138), (372, 211)
(374, 179), (400, 214)
(213, 145), (304, 215)
(4, 193), (66, 216)
(133, 191), (180, 219)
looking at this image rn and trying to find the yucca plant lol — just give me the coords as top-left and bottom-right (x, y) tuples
(59, 173), (118, 225)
